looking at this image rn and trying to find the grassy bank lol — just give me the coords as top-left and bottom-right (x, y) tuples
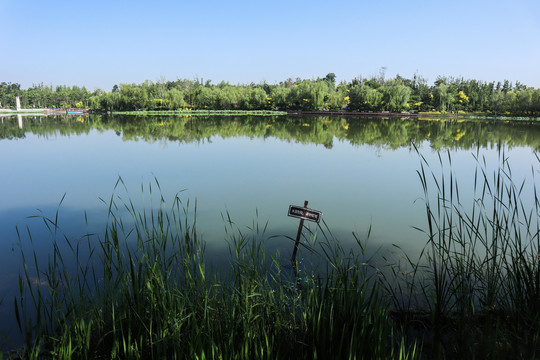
(418, 111), (540, 121)
(0, 109), (45, 114)
(111, 110), (287, 116)
(110, 109), (540, 122)
(3, 150), (539, 359)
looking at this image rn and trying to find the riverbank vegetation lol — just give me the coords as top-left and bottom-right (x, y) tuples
(3, 150), (539, 359)
(2, 72), (540, 116)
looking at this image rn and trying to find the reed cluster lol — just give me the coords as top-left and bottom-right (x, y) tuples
(6, 180), (414, 359)
(4, 148), (539, 359)
(382, 147), (540, 359)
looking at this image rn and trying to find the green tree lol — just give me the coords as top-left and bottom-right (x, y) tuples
(348, 83), (383, 112)
(246, 87), (267, 110)
(119, 84), (148, 110)
(433, 82), (454, 111)
(380, 79), (411, 112)
(269, 86), (290, 110)
(165, 88), (186, 109)
(323, 73), (336, 88)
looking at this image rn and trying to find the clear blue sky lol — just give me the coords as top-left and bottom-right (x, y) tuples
(1, 0), (539, 91)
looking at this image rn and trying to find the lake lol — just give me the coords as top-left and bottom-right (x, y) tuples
(1, 113), (539, 342)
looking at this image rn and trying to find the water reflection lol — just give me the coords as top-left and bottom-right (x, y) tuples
(1, 114), (540, 151)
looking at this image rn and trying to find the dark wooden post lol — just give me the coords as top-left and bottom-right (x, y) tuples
(291, 200), (308, 276)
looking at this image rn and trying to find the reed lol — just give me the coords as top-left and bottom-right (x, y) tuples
(7, 148), (537, 359)
(6, 178), (415, 359)
(382, 147), (540, 359)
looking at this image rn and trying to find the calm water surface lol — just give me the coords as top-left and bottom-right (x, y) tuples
(1, 114), (539, 339)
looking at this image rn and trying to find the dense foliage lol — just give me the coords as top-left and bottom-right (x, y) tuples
(2, 73), (540, 115)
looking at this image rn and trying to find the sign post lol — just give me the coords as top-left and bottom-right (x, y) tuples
(288, 201), (322, 276)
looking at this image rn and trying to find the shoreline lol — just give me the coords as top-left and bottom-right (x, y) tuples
(1, 108), (538, 122)
(288, 110), (427, 117)
(0, 108), (45, 114)
(288, 110), (540, 121)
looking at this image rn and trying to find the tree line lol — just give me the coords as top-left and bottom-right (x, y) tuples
(2, 73), (540, 115)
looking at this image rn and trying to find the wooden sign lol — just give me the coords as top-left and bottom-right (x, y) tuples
(288, 201), (323, 281)
(288, 205), (322, 223)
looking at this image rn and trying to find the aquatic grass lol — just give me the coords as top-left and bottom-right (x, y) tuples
(5, 147), (539, 359)
(6, 179), (416, 359)
(381, 146), (540, 358)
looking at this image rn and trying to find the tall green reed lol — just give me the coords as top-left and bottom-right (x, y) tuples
(382, 146), (540, 359)
(12, 145), (537, 359)
(8, 178), (417, 359)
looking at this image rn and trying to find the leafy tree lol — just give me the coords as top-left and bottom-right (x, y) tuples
(324, 85), (348, 111)
(348, 83), (383, 112)
(269, 86), (291, 110)
(246, 87), (267, 110)
(380, 79), (411, 112)
(165, 88), (186, 109)
(323, 73), (336, 88)
(119, 84), (148, 110)
(433, 82), (454, 111)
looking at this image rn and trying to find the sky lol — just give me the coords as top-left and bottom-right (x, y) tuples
(1, 0), (540, 91)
